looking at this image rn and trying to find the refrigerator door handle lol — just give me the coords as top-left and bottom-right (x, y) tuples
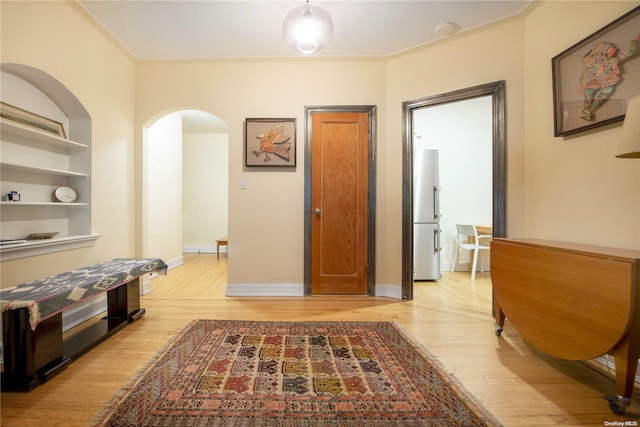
(433, 228), (440, 253)
(433, 186), (441, 220)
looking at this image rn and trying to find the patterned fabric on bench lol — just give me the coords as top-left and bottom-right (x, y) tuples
(0, 258), (167, 330)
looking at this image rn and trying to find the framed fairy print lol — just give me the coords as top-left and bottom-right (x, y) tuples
(245, 118), (296, 167)
(552, 6), (640, 137)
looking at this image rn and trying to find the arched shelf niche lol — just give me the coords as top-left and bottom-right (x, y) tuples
(1, 63), (99, 261)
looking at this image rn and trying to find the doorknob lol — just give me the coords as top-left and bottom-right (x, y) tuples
(315, 208), (321, 215)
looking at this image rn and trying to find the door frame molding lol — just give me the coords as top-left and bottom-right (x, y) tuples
(304, 105), (377, 296)
(401, 81), (507, 301)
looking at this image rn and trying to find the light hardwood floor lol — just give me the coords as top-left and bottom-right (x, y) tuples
(1, 253), (638, 426)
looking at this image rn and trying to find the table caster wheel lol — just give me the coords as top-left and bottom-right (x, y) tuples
(603, 395), (630, 415)
(494, 325), (503, 336)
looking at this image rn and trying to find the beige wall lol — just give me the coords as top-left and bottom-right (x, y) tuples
(2, 1), (639, 291)
(388, 0), (640, 257)
(145, 113), (183, 267)
(182, 133), (229, 251)
(1, 1), (136, 286)
(385, 13), (528, 285)
(134, 59), (387, 288)
(523, 1), (640, 249)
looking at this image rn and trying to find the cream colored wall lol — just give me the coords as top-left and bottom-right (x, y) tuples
(145, 113), (183, 267)
(387, 0), (640, 260)
(2, 1), (638, 291)
(182, 133), (229, 251)
(385, 15), (527, 285)
(134, 60), (387, 287)
(523, 1), (640, 249)
(1, 1), (136, 287)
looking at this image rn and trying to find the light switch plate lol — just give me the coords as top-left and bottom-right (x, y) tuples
(239, 177), (248, 189)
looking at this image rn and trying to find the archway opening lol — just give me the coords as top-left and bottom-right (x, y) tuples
(142, 110), (229, 282)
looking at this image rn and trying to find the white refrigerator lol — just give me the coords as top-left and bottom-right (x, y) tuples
(413, 149), (442, 280)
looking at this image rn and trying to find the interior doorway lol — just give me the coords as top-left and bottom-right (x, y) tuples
(413, 96), (493, 274)
(303, 105), (377, 296)
(401, 81), (507, 301)
(142, 110), (229, 271)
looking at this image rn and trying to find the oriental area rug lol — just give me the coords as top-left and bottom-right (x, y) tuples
(94, 320), (501, 426)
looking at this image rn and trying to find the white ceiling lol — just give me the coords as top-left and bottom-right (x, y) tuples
(78, 0), (531, 60)
(77, 0), (531, 132)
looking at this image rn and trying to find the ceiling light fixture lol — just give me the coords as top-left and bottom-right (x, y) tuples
(283, 0), (333, 54)
(435, 22), (458, 37)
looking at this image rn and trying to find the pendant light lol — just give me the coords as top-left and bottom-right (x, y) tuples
(283, 1), (333, 54)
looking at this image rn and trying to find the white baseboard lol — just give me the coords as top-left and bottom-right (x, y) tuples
(226, 283), (404, 299)
(183, 246), (226, 254)
(448, 262), (491, 273)
(166, 256), (184, 270)
(375, 284), (403, 299)
(443, 262), (455, 272)
(595, 355), (640, 385)
(142, 256), (183, 294)
(226, 283), (304, 297)
(62, 294), (107, 332)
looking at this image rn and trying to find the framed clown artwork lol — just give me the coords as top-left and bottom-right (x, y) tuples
(552, 6), (640, 137)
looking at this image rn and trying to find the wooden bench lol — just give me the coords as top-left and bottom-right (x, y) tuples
(0, 258), (167, 391)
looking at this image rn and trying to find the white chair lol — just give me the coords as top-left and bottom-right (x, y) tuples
(454, 224), (491, 280)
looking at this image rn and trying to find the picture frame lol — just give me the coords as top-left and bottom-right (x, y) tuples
(245, 118), (296, 167)
(552, 6), (640, 137)
(0, 101), (67, 139)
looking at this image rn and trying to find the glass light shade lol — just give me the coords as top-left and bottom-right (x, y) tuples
(283, 2), (333, 54)
(616, 94), (640, 158)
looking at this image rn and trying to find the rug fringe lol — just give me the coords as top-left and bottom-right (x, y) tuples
(91, 319), (200, 427)
(389, 321), (503, 427)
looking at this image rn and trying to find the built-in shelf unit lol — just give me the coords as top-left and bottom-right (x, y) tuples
(1, 64), (99, 261)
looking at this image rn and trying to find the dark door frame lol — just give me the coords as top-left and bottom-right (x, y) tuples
(401, 81), (507, 301)
(303, 105), (377, 296)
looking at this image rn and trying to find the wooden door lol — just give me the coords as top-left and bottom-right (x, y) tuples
(311, 111), (369, 295)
